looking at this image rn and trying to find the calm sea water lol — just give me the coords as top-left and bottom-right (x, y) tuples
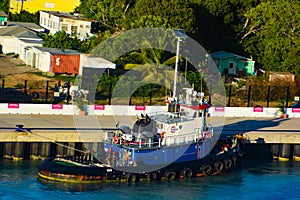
(0, 160), (299, 200)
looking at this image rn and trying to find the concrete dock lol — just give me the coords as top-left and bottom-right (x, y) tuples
(0, 114), (299, 143)
(0, 114), (299, 161)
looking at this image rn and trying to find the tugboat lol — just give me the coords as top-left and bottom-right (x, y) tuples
(38, 88), (244, 183)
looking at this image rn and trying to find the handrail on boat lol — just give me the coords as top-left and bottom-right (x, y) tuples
(111, 131), (210, 149)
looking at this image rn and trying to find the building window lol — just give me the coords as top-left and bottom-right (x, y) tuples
(71, 26), (77, 37)
(61, 24), (68, 31)
(80, 25), (83, 28)
(86, 25), (90, 29)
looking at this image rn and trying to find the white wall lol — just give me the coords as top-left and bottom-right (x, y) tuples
(209, 107), (280, 118)
(26, 46), (51, 72)
(18, 39), (43, 61)
(286, 108), (300, 118)
(1, 36), (18, 54)
(1, 103), (299, 118)
(72, 20), (92, 40)
(79, 54), (116, 75)
(39, 11), (60, 35)
(39, 11), (93, 40)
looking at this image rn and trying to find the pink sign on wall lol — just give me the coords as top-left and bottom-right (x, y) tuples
(135, 105), (146, 111)
(52, 104), (63, 109)
(292, 108), (300, 113)
(94, 105), (105, 110)
(8, 103), (19, 109)
(253, 107), (263, 112)
(214, 107), (225, 112)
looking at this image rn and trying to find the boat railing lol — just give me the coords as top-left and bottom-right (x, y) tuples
(60, 153), (95, 165)
(115, 132), (200, 149)
(164, 132), (198, 146)
(149, 112), (198, 125)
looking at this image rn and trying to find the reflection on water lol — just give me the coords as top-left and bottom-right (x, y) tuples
(245, 160), (300, 175)
(0, 160), (300, 200)
(37, 177), (105, 192)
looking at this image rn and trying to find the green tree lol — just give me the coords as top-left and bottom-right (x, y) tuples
(76, 0), (134, 31)
(191, 0), (265, 52)
(129, 15), (171, 29)
(127, 0), (197, 34)
(241, 0), (300, 73)
(0, 0), (9, 13)
(9, 10), (39, 24)
(42, 31), (77, 50)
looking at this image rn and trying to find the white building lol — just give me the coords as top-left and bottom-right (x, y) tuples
(25, 46), (82, 73)
(39, 11), (102, 40)
(18, 39), (43, 61)
(0, 25), (43, 55)
(80, 54), (116, 75)
(24, 47), (116, 76)
(8, 22), (45, 32)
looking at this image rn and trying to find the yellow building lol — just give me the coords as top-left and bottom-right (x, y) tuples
(9, 0), (80, 14)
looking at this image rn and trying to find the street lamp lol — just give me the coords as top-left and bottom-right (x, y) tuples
(173, 29), (188, 98)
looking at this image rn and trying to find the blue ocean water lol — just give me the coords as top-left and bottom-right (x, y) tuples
(0, 160), (299, 200)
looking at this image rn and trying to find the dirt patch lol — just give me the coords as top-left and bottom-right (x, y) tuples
(0, 55), (55, 88)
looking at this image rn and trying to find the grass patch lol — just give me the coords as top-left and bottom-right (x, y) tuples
(30, 72), (76, 83)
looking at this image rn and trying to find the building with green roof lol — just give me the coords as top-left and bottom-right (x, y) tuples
(0, 10), (8, 27)
(210, 51), (255, 77)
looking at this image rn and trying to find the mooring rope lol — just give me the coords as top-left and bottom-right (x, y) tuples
(23, 130), (86, 154)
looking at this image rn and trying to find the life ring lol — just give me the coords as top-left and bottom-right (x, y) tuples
(224, 159), (232, 170)
(113, 136), (119, 144)
(183, 168), (193, 179)
(199, 165), (211, 175)
(213, 161), (224, 172)
(31, 92), (39, 99)
(165, 170), (176, 180)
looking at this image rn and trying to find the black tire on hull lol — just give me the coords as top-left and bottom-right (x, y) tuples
(213, 161), (224, 172)
(224, 159), (232, 170)
(232, 156), (238, 166)
(150, 172), (157, 181)
(165, 171), (176, 180)
(199, 165), (211, 175)
(182, 168), (193, 179)
(126, 174), (140, 182)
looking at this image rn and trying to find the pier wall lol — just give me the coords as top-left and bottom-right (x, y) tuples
(1, 142), (300, 162)
(0, 142), (103, 161)
(1, 103), (300, 118)
(244, 144), (300, 162)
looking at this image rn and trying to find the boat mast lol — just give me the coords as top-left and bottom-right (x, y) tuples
(173, 37), (181, 98)
(172, 29), (188, 99)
